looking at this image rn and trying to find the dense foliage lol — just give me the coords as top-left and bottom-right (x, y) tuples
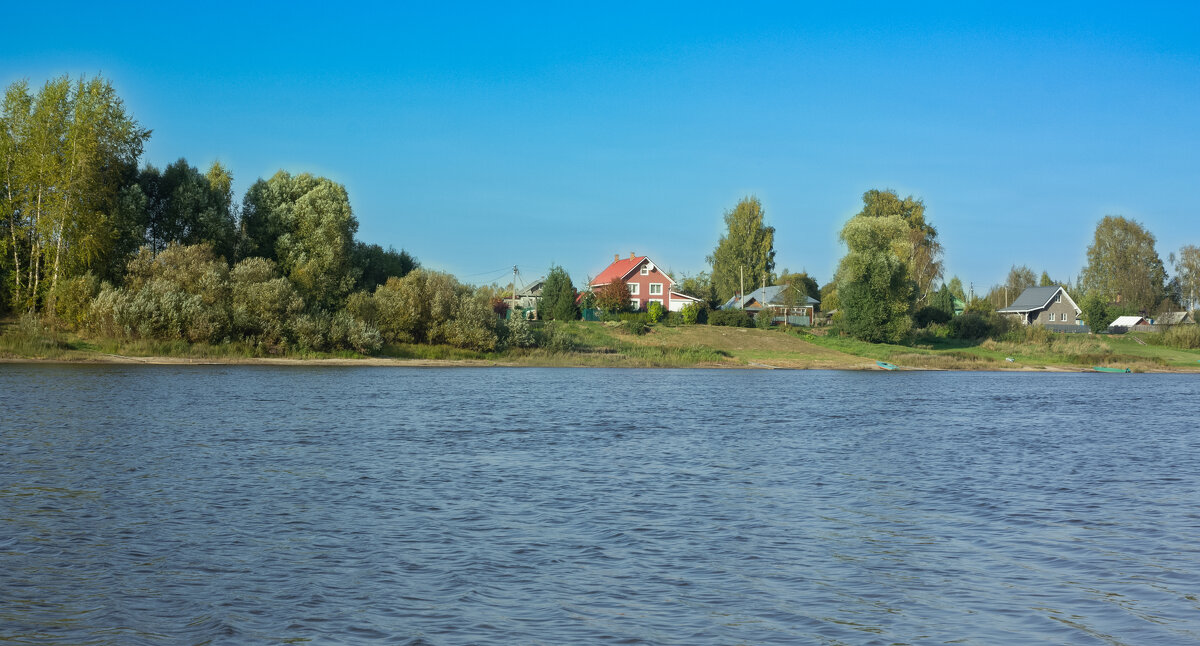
(539, 264), (577, 321)
(835, 215), (914, 343)
(707, 196), (775, 304)
(1080, 216), (1167, 313)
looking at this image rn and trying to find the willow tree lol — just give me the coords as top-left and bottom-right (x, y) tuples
(1080, 216), (1166, 313)
(0, 75), (149, 311)
(239, 171), (359, 309)
(835, 214), (914, 343)
(855, 189), (943, 305)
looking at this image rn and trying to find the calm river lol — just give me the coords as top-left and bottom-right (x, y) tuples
(2, 366), (1199, 644)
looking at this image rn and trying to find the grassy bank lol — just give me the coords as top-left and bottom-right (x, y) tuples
(3, 317), (1199, 371)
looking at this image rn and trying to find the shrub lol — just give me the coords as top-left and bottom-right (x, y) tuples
(373, 269), (460, 344)
(1158, 325), (1200, 349)
(538, 321), (577, 352)
(47, 273), (101, 330)
(663, 311), (683, 326)
(755, 308), (775, 329)
(709, 309), (753, 327)
(503, 315), (536, 349)
(949, 310), (1013, 340)
(445, 291), (500, 351)
(680, 302), (706, 325)
(290, 312), (331, 351)
(330, 310), (382, 354)
(914, 305), (952, 328)
(622, 318), (649, 335)
(231, 257), (304, 346)
(646, 301), (664, 324)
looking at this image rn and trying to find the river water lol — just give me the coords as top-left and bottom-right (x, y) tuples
(1, 365), (1198, 645)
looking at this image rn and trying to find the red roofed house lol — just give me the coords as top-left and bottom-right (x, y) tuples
(590, 252), (703, 312)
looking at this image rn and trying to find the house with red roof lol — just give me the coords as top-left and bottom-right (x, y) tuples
(590, 252), (703, 312)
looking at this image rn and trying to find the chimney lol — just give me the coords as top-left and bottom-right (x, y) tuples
(629, 252), (636, 259)
(614, 253), (620, 262)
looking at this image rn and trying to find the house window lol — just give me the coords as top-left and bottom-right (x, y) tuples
(1056, 292), (1062, 303)
(640, 265), (649, 276)
(630, 299), (640, 310)
(1049, 313), (1056, 322)
(628, 283), (639, 296)
(649, 283), (663, 295)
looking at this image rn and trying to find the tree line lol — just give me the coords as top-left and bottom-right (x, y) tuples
(6, 74), (1197, 353)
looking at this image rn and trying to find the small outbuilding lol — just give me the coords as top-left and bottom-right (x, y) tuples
(1155, 311), (1195, 326)
(1107, 315), (1148, 333)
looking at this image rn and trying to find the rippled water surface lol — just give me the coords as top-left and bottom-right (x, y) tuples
(2, 366), (1199, 644)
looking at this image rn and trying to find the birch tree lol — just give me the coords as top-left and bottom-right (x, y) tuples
(0, 75), (148, 311)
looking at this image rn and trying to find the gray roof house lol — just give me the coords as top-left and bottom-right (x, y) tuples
(722, 285), (820, 326)
(515, 278), (544, 311)
(998, 286), (1084, 330)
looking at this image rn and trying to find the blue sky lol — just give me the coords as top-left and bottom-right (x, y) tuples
(4, 2), (1198, 293)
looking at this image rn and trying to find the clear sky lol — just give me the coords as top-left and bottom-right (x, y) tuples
(4, 2), (1198, 293)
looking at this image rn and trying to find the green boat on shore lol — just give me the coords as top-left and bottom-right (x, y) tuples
(1093, 366), (1131, 373)
(876, 360), (898, 371)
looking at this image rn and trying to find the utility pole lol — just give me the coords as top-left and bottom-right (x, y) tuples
(740, 267), (744, 309)
(511, 266), (518, 319)
(762, 273), (767, 324)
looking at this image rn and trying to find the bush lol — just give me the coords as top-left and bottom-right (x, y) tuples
(290, 312), (331, 351)
(663, 311), (683, 326)
(914, 305), (952, 328)
(755, 309), (775, 329)
(949, 310), (1013, 340)
(1157, 325), (1200, 349)
(47, 273), (101, 330)
(680, 302), (707, 325)
(329, 311), (382, 354)
(445, 291), (500, 351)
(538, 321), (577, 353)
(503, 314), (536, 349)
(622, 318), (649, 335)
(231, 257), (304, 346)
(646, 301), (664, 324)
(708, 309), (753, 327)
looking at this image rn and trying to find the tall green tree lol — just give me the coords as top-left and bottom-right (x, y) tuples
(676, 271), (717, 308)
(1080, 216), (1166, 313)
(238, 171), (359, 309)
(1038, 271), (1054, 287)
(835, 215), (914, 343)
(855, 189), (943, 304)
(135, 159), (237, 260)
(707, 196), (775, 304)
(539, 264), (577, 321)
(351, 242), (418, 292)
(1003, 264), (1037, 305)
(946, 276), (966, 301)
(1172, 245), (1200, 311)
(0, 75), (149, 311)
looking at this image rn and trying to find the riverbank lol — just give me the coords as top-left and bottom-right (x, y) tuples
(3, 319), (1199, 371)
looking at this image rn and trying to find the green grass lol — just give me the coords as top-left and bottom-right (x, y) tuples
(5, 314), (1199, 371)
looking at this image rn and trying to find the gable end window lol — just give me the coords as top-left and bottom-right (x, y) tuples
(640, 265), (650, 276)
